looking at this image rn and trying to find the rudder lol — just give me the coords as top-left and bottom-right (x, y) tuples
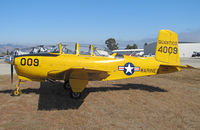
(155, 30), (180, 65)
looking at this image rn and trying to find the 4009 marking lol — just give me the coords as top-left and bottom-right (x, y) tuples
(21, 58), (39, 66)
(158, 46), (178, 54)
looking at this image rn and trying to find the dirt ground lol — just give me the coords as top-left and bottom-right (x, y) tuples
(0, 69), (200, 130)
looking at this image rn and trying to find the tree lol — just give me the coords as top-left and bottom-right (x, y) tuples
(126, 44), (132, 49)
(125, 43), (138, 49)
(105, 38), (118, 50)
(132, 43), (138, 49)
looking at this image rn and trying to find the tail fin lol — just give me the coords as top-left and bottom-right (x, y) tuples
(155, 30), (180, 65)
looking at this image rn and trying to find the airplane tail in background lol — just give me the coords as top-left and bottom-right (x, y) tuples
(155, 30), (180, 66)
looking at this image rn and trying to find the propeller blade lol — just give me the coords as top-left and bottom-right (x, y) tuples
(11, 64), (13, 84)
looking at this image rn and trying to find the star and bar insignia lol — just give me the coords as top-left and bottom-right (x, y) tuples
(118, 62), (140, 75)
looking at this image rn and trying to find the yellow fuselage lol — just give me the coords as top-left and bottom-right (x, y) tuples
(14, 53), (160, 82)
(8, 30), (182, 95)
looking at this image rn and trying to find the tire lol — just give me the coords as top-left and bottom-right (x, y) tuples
(11, 89), (21, 96)
(70, 90), (81, 99)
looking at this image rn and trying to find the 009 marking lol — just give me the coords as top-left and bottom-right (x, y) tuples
(20, 58), (39, 66)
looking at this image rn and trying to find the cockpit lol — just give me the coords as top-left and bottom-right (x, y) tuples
(13, 43), (111, 57)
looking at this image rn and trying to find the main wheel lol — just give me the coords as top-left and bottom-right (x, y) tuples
(70, 91), (81, 99)
(63, 80), (70, 90)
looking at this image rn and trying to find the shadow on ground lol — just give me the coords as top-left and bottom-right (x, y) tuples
(0, 82), (167, 110)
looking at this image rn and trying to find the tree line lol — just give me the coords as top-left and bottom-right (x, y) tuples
(105, 38), (138, 51)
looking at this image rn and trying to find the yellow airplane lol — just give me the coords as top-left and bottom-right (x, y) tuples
(6, 30), (186, 98)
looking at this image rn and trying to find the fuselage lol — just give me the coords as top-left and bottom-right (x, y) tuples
(6, 30), (183, 98)
(14, 53), (160, 82)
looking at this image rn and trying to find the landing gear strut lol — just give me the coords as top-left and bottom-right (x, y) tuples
(12, 80), (23, 96)
(63, 80), (70, 90)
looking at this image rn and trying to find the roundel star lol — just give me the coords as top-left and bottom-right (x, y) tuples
(118, 62), (140, 75)
(124, 62), (135, 75)
(125, 64), (134, 74)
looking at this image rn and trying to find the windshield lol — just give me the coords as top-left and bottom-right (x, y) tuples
(13, 45), (59, 56)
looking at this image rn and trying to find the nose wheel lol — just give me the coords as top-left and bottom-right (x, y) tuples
(13, 88), (21, 96)
(11, 80), (23, 96)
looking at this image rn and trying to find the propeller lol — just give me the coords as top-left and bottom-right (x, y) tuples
(11, 63), (13, 84)
(9, 55), (14, 84)
(5, 55), (14, 84)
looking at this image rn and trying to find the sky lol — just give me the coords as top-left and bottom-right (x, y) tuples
(0, 0), (200, 46)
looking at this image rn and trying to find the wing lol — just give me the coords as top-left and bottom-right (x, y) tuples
(47, 67), (110, 81)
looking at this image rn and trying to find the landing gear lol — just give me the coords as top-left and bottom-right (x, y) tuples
(63, 80), (70, 90)
(63, 79), (86, 99)
(13, 88), (21, 96)
(12, 80), (22, 96)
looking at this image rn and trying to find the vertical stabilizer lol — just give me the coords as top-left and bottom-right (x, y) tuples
(155, 30), (180, 65)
